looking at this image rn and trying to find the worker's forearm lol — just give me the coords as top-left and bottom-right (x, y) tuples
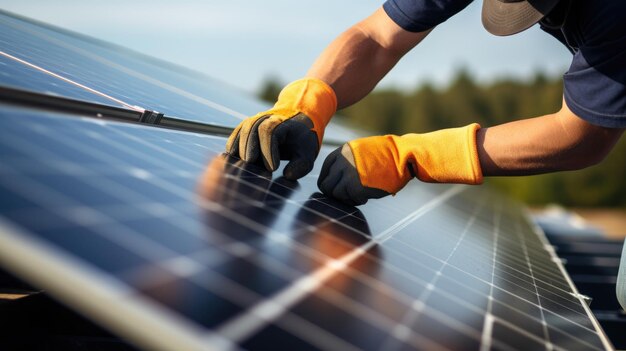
(476, 106), (624, 176)
(306, 27), (398, 109)
(306, 8), (429, 109)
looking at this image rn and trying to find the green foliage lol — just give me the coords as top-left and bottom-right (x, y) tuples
(257, 70), (625, 207)
(257, 75), (283, 103)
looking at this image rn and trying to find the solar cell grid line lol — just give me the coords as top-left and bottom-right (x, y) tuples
(504, 218), (601, 349)
(2, 183), (448, 348)
(529, 222), (614, 351)
(225, 190), (540, 351)
(0, 54), (130, 109)
(453, 241), (585, 316)
(388, 225), (606, 348)
(444, 224), (588, 328)
(491, 235), (568, 287)
(218, 204), (536, 350)
(390, 201), (516, 348)
(479, 200), (502, 351)
(379, 199), (487, 351)
(42, 118), (360, 242)
(500, 213), (554, 349)
(185, 192), (492, 351)
(0, 50), (144, 112)
(415, 212), (586, 312)
(0, 127), (221, 240)
(214, 187), (466, 344)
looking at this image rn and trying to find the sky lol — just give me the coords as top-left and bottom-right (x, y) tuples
(2, 0), (573, 94)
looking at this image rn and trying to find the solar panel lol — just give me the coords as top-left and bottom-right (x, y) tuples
(0, 10), (361, 144)
(0, 104), (612, 351)
(0, 10), (260, 124)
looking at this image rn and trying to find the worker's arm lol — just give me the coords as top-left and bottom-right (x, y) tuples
(307, 8), (430, 109)
(226, 7), (429, 179)
(477, 99), (624, 175)
(318, 100), (624, 205)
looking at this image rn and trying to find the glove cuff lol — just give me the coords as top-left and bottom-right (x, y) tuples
(348, 135), (414, 195)
(272, 78), (337, 146)
(347, 123), (483, 196)
(402, 123), (483, 184)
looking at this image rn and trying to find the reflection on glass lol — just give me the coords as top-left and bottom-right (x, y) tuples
(198, 153), (299, 242)
(197, 154), (381, 301)
(290, 194), (381, 292)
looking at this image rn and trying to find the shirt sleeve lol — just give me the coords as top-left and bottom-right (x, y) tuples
(383, 0), (474, 33)
(562, 3), (626, 128)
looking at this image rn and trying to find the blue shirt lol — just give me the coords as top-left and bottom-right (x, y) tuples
(383, 0), (626, 128)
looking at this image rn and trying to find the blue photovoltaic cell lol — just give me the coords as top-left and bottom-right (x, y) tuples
(0, 53), (129, 108)
(0, 104), (609, 351)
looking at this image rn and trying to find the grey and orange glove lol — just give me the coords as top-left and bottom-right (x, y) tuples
(318, 124), (483, 206)
(226, 78), (337, 180)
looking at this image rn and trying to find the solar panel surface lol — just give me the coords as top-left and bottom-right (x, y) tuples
(0, 104), (611, 351)
(0, 50), (130, 108)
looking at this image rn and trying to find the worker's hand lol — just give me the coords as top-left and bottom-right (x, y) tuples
(226, 78), (337, 180)
(318, 124), (484, 205)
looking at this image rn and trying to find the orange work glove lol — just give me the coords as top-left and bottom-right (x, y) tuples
(317, 124), (483, 205)
(226, 78), (337, 180)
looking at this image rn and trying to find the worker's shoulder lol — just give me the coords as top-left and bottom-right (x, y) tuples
(383, 0), (473, 33)
(572, 1), (626, 44)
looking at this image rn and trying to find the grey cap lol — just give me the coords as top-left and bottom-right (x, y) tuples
(482, 0), (561, 36)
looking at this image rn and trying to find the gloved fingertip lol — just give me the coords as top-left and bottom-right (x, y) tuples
(319, 172), (342, 198)
(261, 155), (279, 173)
(317, 148), (340, 188)
(226, 133), (240, 156)
(283, 159), (313, 180)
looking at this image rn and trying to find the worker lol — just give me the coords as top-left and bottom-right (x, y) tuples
(226, 0), (624, 205)
(226, 0), (625, 307)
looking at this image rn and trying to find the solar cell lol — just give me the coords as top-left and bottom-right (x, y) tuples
(0, 104), (612, 350)
(0, 52), (130, 108)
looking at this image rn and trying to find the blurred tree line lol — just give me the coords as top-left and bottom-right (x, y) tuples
(258, 70), (626, 207)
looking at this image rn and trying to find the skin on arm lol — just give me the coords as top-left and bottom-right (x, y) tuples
(306, 7), (430, 109)
(477, 99), (625, 176)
